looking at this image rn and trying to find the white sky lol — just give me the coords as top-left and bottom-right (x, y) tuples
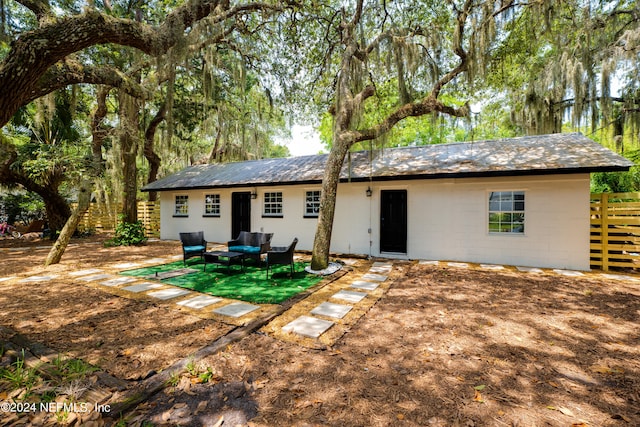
(282, 125), (326, 157)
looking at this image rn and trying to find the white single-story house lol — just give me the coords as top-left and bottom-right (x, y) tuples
(142, 133), (632, 270)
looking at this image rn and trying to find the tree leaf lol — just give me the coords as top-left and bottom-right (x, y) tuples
(558, 406), (575, 417)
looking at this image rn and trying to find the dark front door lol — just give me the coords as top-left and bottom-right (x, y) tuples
(380, 190), (407, 253)
(231, 192), (251, 239)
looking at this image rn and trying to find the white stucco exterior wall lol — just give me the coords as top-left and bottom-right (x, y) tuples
(158, 173), (591, 270)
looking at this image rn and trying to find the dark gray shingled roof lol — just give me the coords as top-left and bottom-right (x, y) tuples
(142, 133), (633, 192)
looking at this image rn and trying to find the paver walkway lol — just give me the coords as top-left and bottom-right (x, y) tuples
(3, 244), (640, 347)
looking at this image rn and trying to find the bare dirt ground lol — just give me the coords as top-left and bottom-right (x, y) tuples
(1, 234), (639, 426)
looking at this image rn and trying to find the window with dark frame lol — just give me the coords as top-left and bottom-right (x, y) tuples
(174, 195), (189, 216)
(204, 194), (221, 216)
(304, 190), (321, 217)
(488, 191), (525, 234)
(263, 191), (283, 217)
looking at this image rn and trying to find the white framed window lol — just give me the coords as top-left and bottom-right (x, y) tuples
(204, 194), (221, 216)
(263, 191), (283, 217)
(304, 190), (321, 217)
(488, 191), (525, 234)
(174, 195), (189, 216)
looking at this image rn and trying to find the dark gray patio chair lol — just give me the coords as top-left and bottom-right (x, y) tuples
(266, 238), (298, 279)
(179, 231), (207, 265)
(228, 231), (273, 265)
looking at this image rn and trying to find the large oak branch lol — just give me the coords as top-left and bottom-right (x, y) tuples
(14, 0), (52, 22)
(0, 0), (236, 127)
(32, 61), (151, 101)
(355, 96), (468, 143)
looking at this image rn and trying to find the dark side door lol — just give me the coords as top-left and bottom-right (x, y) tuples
(231, 192), (251, 239)
(380, 189), (407, 253)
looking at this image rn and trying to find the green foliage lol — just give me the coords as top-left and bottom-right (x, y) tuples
(591, 150), (640, 193)
(166, 372), (180, 387)
(591, 168), (640, 193)
(8, 91), (88, 183)
(0, 192), (45, 225)
(0, 351), (38, 394)
(105, 216), (147, 246)
(51, 355), (99, 380)
(198, 367), (216, 384)
(0, 351), (99, 417)
(185, 358), (198, 376)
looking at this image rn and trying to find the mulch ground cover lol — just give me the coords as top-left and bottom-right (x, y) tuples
(0, 234), (639, 426)
(120, 260), (322, 304)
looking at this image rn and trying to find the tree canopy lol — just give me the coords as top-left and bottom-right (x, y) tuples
(1, 0), (640, 267)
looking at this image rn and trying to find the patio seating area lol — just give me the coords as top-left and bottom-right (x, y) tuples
(121, 258), (320, 304)
(180, 230), (299, 278)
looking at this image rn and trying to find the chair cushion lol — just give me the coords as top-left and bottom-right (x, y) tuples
(184, 245), (205, 252)
(229, 245), (261, 254)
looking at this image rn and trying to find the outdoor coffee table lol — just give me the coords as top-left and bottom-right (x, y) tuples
(203, 251), (245, 273)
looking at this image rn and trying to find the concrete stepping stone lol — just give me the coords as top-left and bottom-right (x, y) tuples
(212, 302), (259, 318)
(447, 262), (469, 268)
(361, 273), (387, 282)
(370, 262), (392, 273)
(78, 273), (113, 282)
(177, 295), (222, 309)
(480, 264), (505, 270)
(68, 268), (103, 277)
(372, 261), (392, 268)
(112, 262), (142, 269)
(123, 282), (164, 293)
(419, 260), (439, 266)
(516, 266), (543, 274)
(311, 302), (353, 319)
(553, 269), (584, 277)
(282, 315), (335, 338)
(332, 290), (367, 303)
(341, 259), (359, 266)
(19, 275), (58, 283)
(101, 277), (136, 287)
(143, 258), (167, 264)
(147, 288), (191, 300)
(350, 280), (379, 291)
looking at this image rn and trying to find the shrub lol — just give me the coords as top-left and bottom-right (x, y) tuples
(105, 216), (147, 247)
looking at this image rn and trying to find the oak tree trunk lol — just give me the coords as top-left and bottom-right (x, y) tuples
(120, 91), (140, 223)
(44, 179), (91, 266)
(43, 192), (72, 235)
(144, 103), (166, 202)
(310, 140), (350, 270)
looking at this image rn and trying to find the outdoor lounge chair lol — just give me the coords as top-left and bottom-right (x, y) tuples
(179, 231), (207, 265)
(228, 231), (273, 265)
(266, 237), (298, 279)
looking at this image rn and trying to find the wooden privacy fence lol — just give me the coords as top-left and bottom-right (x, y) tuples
(77, 201), (160, 237)
(591, 192), (640, 271)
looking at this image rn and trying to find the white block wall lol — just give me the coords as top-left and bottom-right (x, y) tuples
(158, 173), (591, 270)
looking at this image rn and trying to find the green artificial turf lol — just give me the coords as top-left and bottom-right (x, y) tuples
(121, 260), (322, 304)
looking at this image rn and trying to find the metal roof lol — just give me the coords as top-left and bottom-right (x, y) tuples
(142, 133), (633, 192)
